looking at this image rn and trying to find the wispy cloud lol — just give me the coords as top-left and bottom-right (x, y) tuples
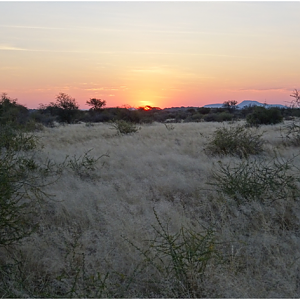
(0, 44), (115, 53)
(0, 45), (28, 51)
(80, 83), (124, 92)
(0, 44), (250, 59)
(0, 24), (72, 30)
(238, 87), (288, 92)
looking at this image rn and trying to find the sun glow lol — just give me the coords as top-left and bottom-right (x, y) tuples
(1, 2), (298, 109)
(143, 105), (152, 111)
(128, 89), (163, 109)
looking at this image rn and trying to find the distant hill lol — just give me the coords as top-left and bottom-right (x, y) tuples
(204, 100), (287, 109)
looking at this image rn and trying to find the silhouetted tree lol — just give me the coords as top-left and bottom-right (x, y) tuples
(43, 93), (79, 124)
(223, 100), (238, 112)
(55, 93), (79, 111)
(86, 98), (106, 112)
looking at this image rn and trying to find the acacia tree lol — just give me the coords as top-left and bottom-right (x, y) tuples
(86, 98), (106, 112)
(223, 100), (238, 112)
(45, 93), (79, 124)
(55, 93), (79, 110)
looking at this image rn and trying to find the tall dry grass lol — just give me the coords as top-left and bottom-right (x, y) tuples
(1, 120), (300, 297)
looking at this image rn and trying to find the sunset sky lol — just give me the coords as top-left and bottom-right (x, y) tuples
(1, 1), (300, 109)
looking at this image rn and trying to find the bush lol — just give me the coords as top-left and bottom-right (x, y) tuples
(41, 93), (80, 124)
(197, 107), (210, 115)
(209, 155), (300, 205)
(281, 122), (300, 147)
(0, 93), (30, 128)
(0, 125), (38, 151)
(66, 150), (109, 179)
(203, 113), (219, 122)
(29, 109), (56, 127)
(216, 112), (234, 122)
(205, 125), (264, 158)
(0, 126), (47, 246)
(110, 120), (140, 135)
(246, 106), (283, 126)
(128, 210), (219, 298)
(191, 113), (203, 122)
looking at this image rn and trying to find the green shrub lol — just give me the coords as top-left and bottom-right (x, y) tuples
(164, 123), (175, 131)
(66, 150), (109, 179)
(246, 106), (283, 126)
(202, 112), (233, 122)
(29, 109), (56, 127)
(205, 125), (264, 158)
(128, 210), (219, 298)
(203, 113), (218, 122)
(0, 125), (38, 151)
(281, 121), (300, 147)
(216, 112), (234, 122)
(110, 120), (140, 135)
(209, 155), (300, 205)
(0, 127), (46, 246)
(0, 93), (30, 128)
(191, 113), (203, 122)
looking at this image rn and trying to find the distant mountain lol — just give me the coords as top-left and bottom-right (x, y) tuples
(237, 100), (265, 108)
(204, 100), (287, 109)
(237, 100), (286, 109)
(202, 103), (224, 108)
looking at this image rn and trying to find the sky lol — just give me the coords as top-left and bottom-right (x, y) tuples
(1, 1), (300, 109)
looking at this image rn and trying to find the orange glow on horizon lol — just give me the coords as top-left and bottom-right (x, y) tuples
(1, 2), (299, 109)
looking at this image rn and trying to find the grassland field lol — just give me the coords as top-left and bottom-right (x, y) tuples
(2, 120), (300, 298)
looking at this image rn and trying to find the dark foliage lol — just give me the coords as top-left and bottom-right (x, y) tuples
(246, 106), (283, 126)
(86, 98), (106, 112)
(40, 93), (80, 124)
(0, 93), (29, 127)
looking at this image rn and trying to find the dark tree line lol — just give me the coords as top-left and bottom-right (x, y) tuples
(1, 92), (300, 129)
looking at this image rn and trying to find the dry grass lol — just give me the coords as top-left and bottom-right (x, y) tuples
(1, 120), (300, 297)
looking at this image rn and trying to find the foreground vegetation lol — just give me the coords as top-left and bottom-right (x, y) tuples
(2, 92), (300, 297)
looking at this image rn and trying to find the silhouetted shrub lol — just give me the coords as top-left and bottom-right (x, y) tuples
(203, 113), (219, 122)
(41, 93), (80, 124)
(203, 112), (233, 122)
(246, 106), (283, 126)
(29, 109), (56, 127)
(191, 113), (203, 122)
(197, 107), (210, 115)
(291, 108), (300, 118)
(0, 93), (29, 127)
(216, 112), (234, 122)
